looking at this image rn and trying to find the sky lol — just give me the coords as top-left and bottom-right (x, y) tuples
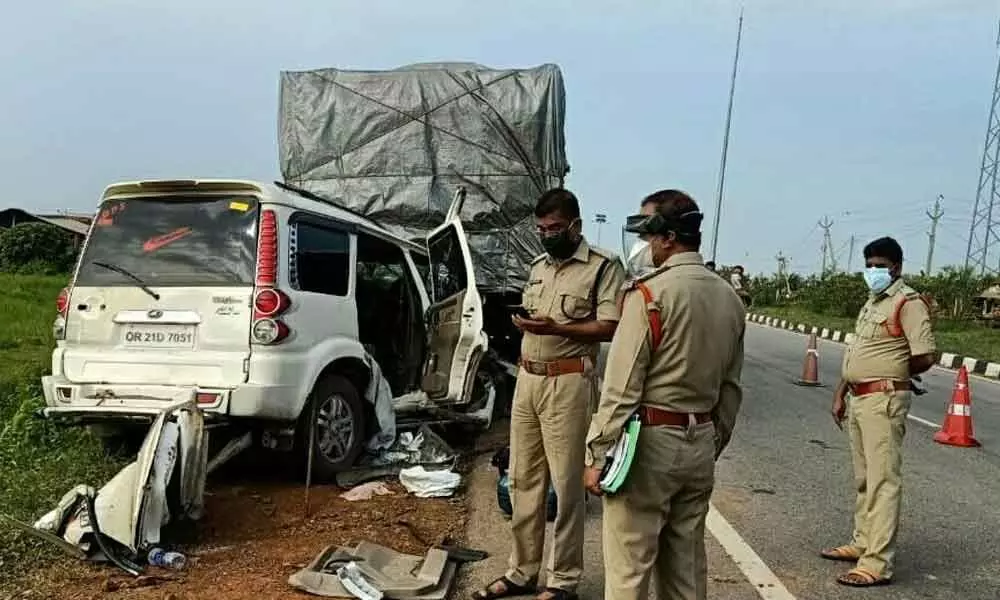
(2, 0), (1000, 276)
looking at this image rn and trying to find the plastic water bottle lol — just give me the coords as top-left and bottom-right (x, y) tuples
(147, 547), (187, 570)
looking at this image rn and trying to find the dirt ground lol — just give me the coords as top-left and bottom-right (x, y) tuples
(4, 423), (512, 600)
(10, 478), (465, 600)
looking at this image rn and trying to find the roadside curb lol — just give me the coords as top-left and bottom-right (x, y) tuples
(746, 312), (1000, 381)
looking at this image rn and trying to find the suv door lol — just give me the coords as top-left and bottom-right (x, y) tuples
(420, 189), (488, 404)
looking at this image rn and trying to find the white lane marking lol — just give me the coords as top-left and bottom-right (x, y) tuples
(907, 413), (940, 429)
(706, 504), (797, 600)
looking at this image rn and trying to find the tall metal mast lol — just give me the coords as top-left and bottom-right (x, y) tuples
(709, 8), (744, 264)
(965, 21), (1000, 275)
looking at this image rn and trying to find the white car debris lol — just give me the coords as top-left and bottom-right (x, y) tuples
(15, 395), (207, 575)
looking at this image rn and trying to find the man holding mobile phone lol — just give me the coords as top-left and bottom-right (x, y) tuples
(473, 188), (626, 600)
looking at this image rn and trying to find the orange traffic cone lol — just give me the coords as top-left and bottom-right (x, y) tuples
(795, 333), (823, 387)
(934, 366), (981, 448)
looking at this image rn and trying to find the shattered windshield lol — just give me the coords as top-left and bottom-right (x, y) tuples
(75, 195), (260, 287)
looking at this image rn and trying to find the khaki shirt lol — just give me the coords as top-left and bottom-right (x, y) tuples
(520, 238), (627, 362)
(585, 251), (746, 469)
(842, 278), (936, 383)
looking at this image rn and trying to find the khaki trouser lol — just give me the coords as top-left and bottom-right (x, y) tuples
(506, 366), (595, 592)
(602, 419), (716, 600)
(847, 390), (911, 579)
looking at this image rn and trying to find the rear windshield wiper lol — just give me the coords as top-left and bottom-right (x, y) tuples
(91, 261), (161, 301)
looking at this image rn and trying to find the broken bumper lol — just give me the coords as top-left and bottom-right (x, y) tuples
(40, 376), (229, 424)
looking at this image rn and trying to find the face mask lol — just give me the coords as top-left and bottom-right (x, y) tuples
(627, 239), (655, 277)
(540, 225), (581, 260)
(863, 267), (893, 293)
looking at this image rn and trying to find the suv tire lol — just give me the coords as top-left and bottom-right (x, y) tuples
(299, 374), (367, 482)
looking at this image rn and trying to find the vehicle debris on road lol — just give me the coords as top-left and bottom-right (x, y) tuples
(11, 396), (207, 576)
(340, 481), (394, 502)
(398, 466), (461, 498)
(288, 541), (462, 599)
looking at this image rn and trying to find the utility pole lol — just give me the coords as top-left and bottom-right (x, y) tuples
(926, 195), (944, 275)
(709, 8), (744, 264)
(594, 213), (607, 246)
(847, 235), (856, 273)
(819, 216), (835, 276)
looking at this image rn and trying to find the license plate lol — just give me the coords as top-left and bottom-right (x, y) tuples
(122, 325), (195, 349)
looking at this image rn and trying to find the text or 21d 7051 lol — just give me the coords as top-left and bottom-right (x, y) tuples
(121, 326), (195, 349)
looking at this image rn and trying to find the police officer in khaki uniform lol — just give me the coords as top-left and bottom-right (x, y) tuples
(584, 190), (746, 600)
(823, 237), (937, 588)
(474, 188), (626, 600)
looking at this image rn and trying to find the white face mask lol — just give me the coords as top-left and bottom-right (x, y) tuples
(627, 239), (655, 277)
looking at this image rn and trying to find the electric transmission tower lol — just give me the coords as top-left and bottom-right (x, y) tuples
(965, 22), (1000, 275)
(775, 251), (791, 301)
(819, 216), (836, 276)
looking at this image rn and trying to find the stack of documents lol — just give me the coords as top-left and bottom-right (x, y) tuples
(598, 412), (642, 494)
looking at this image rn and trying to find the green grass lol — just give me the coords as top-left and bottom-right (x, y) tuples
(0, 274), (125, 584)
(757, 305), (1000, 364)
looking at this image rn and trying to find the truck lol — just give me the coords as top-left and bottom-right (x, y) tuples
(277, 61), (570, 403)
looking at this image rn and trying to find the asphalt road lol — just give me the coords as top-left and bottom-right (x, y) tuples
(455, 322), (1000, 599)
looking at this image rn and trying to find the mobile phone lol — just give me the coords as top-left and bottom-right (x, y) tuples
(511, 305), (532, 319)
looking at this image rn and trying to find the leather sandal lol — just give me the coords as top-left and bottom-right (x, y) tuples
(471, 576), (537, 599)
(836, 567), (891, 587)
(819, 545), (862, 562)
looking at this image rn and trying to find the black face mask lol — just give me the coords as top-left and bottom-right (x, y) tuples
(541, 229), (580, 260)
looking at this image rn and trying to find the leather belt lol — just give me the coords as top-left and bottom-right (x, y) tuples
(849, 379), (911, 397)
(639, 405), (712, 427)
(519, 356), (587, 377)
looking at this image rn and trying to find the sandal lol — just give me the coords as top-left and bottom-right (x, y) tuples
(836, 567), (891, 587)
(471, 576), (537, 599)
(536, 588), (579, 600)
(819, 545), (862, 562)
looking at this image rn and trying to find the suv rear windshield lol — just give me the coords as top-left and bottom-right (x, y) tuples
(75, 195), (260, 287)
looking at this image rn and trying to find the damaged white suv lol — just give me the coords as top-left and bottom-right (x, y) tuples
(41, 179), (493, 480)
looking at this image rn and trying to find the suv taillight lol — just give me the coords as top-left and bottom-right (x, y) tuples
(54, 286), (70, 341)
(56, 287), (69, 317)
(252, 209), (290, 345)
(253, 288), (290, 317)
(256, 209), (278, 287)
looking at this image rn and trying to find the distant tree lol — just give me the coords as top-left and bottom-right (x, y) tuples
(0, 222), (78, 274)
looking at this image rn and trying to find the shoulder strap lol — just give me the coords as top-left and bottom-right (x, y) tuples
(589, 257), (611, 317)
(636, 282), (664, 352)
(617, 277), (665, 352)
(887, 292), (930, 338)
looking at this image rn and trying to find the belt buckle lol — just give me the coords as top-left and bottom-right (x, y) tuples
(684, 413), (697, 439)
